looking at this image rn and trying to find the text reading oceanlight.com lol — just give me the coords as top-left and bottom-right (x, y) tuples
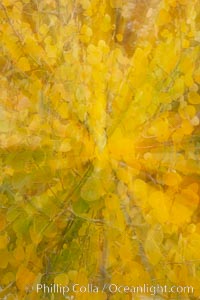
(36, 283), (194, 297)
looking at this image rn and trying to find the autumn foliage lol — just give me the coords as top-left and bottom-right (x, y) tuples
(0, 0), (200, 299)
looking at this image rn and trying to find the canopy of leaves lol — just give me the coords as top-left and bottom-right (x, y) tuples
(0, 0), (200, 299)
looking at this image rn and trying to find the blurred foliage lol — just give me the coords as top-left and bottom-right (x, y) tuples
(0, 0), (200, 299)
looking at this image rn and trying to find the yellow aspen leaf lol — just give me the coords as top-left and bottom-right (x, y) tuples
(179, 55), (194, 74)
(182, 39), (190, 48)
(143, 152), (153, 161)
(6, 135), (21, 148)
(54, 273), (69, 285)
(45, 42), (58, 59)
(3, 34), (22, 60)
(115, 50), (129, 65)
(80, 25), (93, 43)
(148, 225), (164, 246)
(52, 120), (68, 137)
(156, 9), (171, 26)
(6, 295), (17, 300)
(16, 96), (30, 111)
(148, 119), (169, 142)
(87, 44), (102, 65)
(116, 33), (123, 42)
(17, 57), (31, 72)
(39, 24), (49, 35)
(190, 84), (199, 92)
(0, 233), (9, 249)
(178, 0), (187, 4)
(180, 22), (187, 33)
(0, 250), (9, 269)
(29, 115), (41, 131)
(43, 222), (58, 238)
(148, 191), (169, 223)
(98, 40), (110, 55)
(79, 0), (90, 10)
(132, 48), (148, 69)
(76, 268), (88, 285)
(156, 42), (179, 73)
(185, 233), (200, 260)
(68, 270), (78, 281)
(110, 0), (123, 8)
(163, 172), (182, 186)
(194, 68), (200, 83)
(24, 37), (43, 57)
(59, 140), (72, 152)
(171, 76), (185, 98)
(144, 237), (162, 265)
(188, 92), (200, 104)
(57, 102), (69, 119)
(75, 84), (90, 101)
(2, 272), (15, 286)
(101, 14), (112, 32)
(159, 92), (171, 104)
(13, 245), (25, 262)
(181, 119), (194, 135)
(191, 116), (199, 126)
(2, 0), (12, 5)
(187, 223), (196, 234)
(0, 213), (6, 231)
(179, 104), (196, 119)
(132, 179), (148, 204)
(116, 167), (132, 185)
(81, 173), (105, 202)
(119, 238), (134, 261)
(166, 0), (177, 7)
(110, 66), (123, 82)
(108, 128), (135, 162)
(171, 189), (199, 224)
(172, 128), (184, 143)
(182, 187), (199, 206)
(105, 193), (120, 212)
(16, 266), (35, 291)
(135, 83), (153, 106)
(4, 167), (14, 176)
